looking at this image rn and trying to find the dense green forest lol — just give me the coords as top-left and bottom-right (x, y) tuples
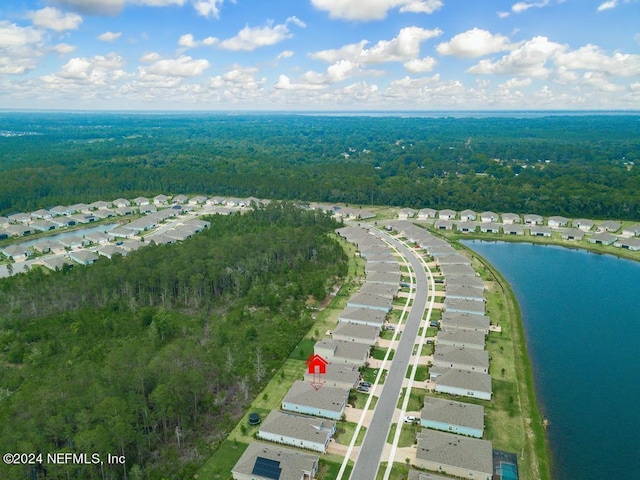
(1, 112), (639, 219)
(0, 203), (347, 479)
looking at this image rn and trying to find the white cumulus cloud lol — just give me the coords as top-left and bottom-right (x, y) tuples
(554, 44), (640, 76)
(27, 7), (83, 31)
(597, 0), (618, 10)
(311, 27), (442, 64)
(218, 17), (305, 51)
(437, 28), (513, 58)
(142, 55), (210, 77)
(310, 0), (442, 21)
(404, 56), (437, 73)
(468, 36), (565, 78)
(98, 31), (122, 42)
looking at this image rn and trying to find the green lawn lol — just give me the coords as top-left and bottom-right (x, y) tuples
(397, 387), (428, 412)
(386, 422), (419, 448)
(371, 346), (394, 361)
(350, 391), (378, 410)
(197, 439), (248, 480)
(420, 343), (434, 356)
(317, 458), (353, 480)
(425, 327), (438, 337)
(290, 338), (317, 361)
(376, 462), (410, 480)
(334, 421), (367, 446)
(360, 366), (386, 384)
(405, 364), (429, 382)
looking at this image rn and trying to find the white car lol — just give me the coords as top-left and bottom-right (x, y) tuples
(403, 416), (417, 423)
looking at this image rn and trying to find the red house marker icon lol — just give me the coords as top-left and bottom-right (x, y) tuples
(306, 354), (328, 390)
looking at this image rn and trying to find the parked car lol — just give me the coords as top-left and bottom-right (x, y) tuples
(403, 416), (417, 423)
(359, 381), (372, 388)
(356, 386), (369, 393)
(385, 325), (395, 331)
(429, 321), (439, 328)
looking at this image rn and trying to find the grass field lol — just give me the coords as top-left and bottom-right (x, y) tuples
(386, 422), (419, 448)
(376, 462), (410, 480)
(371, 346), (394, 360)
(334, 421), (367, 446)
(361, 366), (387, 384)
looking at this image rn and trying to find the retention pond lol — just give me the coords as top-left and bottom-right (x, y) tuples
(462, 241), (640, 480)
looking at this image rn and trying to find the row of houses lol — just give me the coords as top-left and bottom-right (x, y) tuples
(400, 208), (640, 235)
(233, 224), (397, 479)
(387, 222), (497, 480)
(0, 195), (264, 239)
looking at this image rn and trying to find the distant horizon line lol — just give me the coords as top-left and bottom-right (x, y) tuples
(1, 108), (639, 115)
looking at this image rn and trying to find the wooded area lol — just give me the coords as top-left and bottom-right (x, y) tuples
(0, 203), (347, 479)
(1, 112), (639, 219)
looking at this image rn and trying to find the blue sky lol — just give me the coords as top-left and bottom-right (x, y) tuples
(0, 0), (638, 110)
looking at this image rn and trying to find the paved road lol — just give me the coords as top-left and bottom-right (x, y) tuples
(349, 229), (430, 480)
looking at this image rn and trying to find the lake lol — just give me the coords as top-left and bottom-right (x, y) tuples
(462, 241), (640, 480)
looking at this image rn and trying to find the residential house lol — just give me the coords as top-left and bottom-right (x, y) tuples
(69, 250), (99, 265)
(361, 271), (400, 286)
(346, 292), (392, 312)
(438, 209), (457, 220)
(97, 245), (128, 259)
(548, 216), (569, 228)
(524, 214), (543, 225)
(59, 235), (85, 249)
(359, 282), (398, 299)
(89, 200), (111, 210)
(441, 312), (490, 334)
(414, 430), (493, 480)
(398, 208), (416, 220)
(257, 411), (336, 453)
(49, 205), (74, 216)
(529, 226), (552, 237)
(431, 368), (492, 400)
(115, 207), (135, 216)
(303, 362), (360, 390)
(439, 264), (476, 278)
(1, 244), (30, 261)
(153, 194), (170, 205)
(172, 194), (188, 204)
(501, 213), (520, 224)
(31, 209), (53, 220)
(480, 223), (501, 233)
(572, 218), (594, 231)
(109, 226), (137, 239)
(8, 212), (32, 224)
(32, 240), (62, 254)
(561, 228), (585, 241)
(365, 262), (399, 274)
(597, 220), (621, 233)
(437, 329), (486, 350)
(281, 381), (349, 420)
(614, 238), (640, 251)
(444, 298), (485, 316)
(112, 198), (131, 208)
(425, 244), (457, 256)
(455, 221), (477, 233)
(0, 216), (9, 227)
(92, 209), (116, 219)
(314, 339), (369, 366)
(189, 195), (207, 205)
(85, 232), (111, 244)
(139, 204), (157, 214)
(338, 307), (387, 328)
(40, 256), (73, 272)
(445, 285), (484, 302)
(433, 346), (489, 373)
(421, 396), (485, 438)
(502, 224), (524, 236)
(30, 220), (57, 232)
(418, 208), (437, 220)
(460, 209), (476, 221)
(4, 224), (32, 236)
(435, 254), (471, 266)
(444, 275), (485, 290)
(331, 323), (379, 346)
(434, 220), (454, 231)
(231, 442), (319, 480)
(589, 232), (617, 246)
(480, 211), (498, 223)
(622, 224), (640, 237)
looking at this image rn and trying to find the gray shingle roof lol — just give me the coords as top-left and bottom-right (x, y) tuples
(232, 442), (319, 480)
(338, 307), (387, 326)
(437, 329), (486, 349)
(257, 411), (335, 446)
(282, 381), (348, 415)
(434, 346), (489, 370)
(434, 368), (492, 395)
(421, 396), (485, 430)
(416, 430), (493, 475)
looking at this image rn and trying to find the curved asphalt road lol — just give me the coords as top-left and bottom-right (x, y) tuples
(349, 228), (430, 480)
